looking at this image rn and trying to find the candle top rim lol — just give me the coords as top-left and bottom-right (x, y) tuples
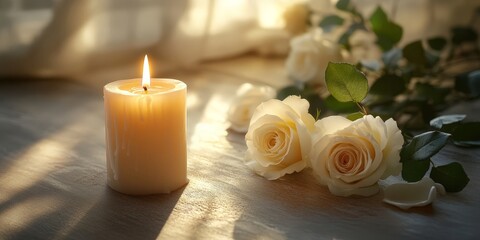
(104, 78), (186, 96)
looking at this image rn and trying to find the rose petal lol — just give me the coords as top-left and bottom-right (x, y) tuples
(272, 125), (301, 167)
(380, 118), (404, 178)
(383, 178), (444, 209)
(283, 96), (310, 118)
(228, 100), (258, 132)
(326, 135), (384, 185)
(310, 134), (332, 185)
(228, 84), (275, 133)
(247, 114), (290, 167)
(286, 110), (312, 165)
(250, 99), (290, 125)
(314, 116), (352, 137)
(352, 115), (388, 150)
(245, 152), (306, 180)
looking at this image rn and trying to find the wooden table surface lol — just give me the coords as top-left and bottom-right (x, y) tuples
(0, 56), (479, 239)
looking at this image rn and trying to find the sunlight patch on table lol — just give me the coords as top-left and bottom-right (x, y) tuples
(0, 195), (63, 238)
(0, 113), (98, 204)
(189, 93), (230, 149)
(157, 179), (244, 239)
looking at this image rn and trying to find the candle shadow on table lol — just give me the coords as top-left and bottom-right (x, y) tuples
(0, 77), (99, 169)
(65, 185), (186, 239)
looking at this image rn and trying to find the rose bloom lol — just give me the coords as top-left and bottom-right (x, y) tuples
(286, 32), (342, 84)
(283, 3), (309, 36)
(228, 83), (276, 133)
(310, 115), (404, 197)
(245, 96), (315, 180)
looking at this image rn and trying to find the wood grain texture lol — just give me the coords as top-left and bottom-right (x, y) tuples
(0, 56), (479, 239)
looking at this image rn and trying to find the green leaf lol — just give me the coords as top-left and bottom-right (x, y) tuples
(399, 65), (414, 83)
(403, 41), (427, 67)
(454, 70), (480, 97)
(468, 70), (480, 97)
(427, 37), (447, 51)
(363, 94), (394, 107)
(400, 131), (450, 162)
(346, 111), (364, 121)
(319, 15), (344, 32)
(370, 74), (405, 96)
(324, 95), (358, 113)
(325, 62), (368, 102)
(452, 122), (480, 142)
(452, 140), (480, 147)
(429, 115), (466, 129)
(369, 6), (403, 51)
(384, 98), (435, 129)
(336, 0), (351, 11)
(451, 27), (478, 45)
(444, 117), (480, 146)
(375, 37), (394, 52)
(402, 159), (431, 182)
(425, 51), (441, 68)
(414, 82), (450, 105)
(402, 131), (415, 142)
(430, 162), (470, 192)
(385, 25), (403, 46)
(276, 85), (302, 100)
(334, 0), (363, 20)
(370, 5), (388, 27)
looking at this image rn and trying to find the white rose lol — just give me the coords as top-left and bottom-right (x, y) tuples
(310, 115), (404, 196)
(228, 83), (276, 133)
(286, 32), (343, 84)
(245, 96), (316, 180)
(283, 3), (309, 36)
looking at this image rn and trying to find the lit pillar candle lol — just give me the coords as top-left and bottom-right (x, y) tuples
(104, 55), (187, 195)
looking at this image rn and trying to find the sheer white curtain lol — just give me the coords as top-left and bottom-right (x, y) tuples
(0, 0), (478, 77)
(351, 0), (480, 44)
(0, 0), (294, 77)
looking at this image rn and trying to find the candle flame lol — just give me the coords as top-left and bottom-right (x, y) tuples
(142, 55), (150, 89)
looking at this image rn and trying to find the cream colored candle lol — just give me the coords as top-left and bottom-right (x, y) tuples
(103, 56), (187, 195)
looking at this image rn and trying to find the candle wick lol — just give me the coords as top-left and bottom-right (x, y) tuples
(143, 86), (148, 92)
